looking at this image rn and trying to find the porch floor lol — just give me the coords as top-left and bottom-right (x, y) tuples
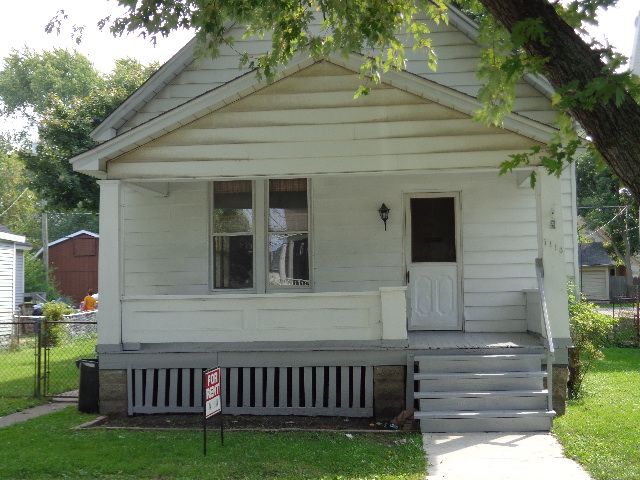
(408, 331), (544, 350)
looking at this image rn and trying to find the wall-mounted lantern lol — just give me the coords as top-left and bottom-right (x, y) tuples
(378, 203), (390, 231)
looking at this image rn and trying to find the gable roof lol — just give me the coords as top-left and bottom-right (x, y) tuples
(0, 224), (29, 246)
(71, 52), (557, 176)
(90, 5), (555, 143)
(34, 230), (99, 257)
(91, 38), (198, 142)
(579, 242), (614, 267)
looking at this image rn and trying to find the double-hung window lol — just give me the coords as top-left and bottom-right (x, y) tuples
(211, 178), (310, 292)
(212, 180), (254, 290)
(268, 179), (310, 287)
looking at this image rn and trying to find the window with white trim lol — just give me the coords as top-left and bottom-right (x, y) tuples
(212, 180), (254, 289)
(211, 178), (310, 292)
(268, 179), (310, 287)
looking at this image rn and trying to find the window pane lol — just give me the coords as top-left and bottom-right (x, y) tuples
(411, 197), (456, 262)
(268, 234), (310, 287)
(213, 235), (253, 289)
(213, 181), (253, 233)
(269, 179), (308, 232)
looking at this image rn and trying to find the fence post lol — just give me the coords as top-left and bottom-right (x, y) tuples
(34, 318), (42, 398)
(636, 286), (640, 347)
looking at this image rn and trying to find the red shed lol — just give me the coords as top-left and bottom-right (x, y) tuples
(36, 231), (99, 304)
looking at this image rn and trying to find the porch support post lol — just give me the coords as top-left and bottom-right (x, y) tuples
(535, 168), (570, 340)
(97, 180), (123, 348)
(380, 287), (408, 340)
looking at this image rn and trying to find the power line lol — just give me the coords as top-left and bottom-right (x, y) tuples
(591, 205), (628, 234)
(0, 188), (29, 218)
(577, 205), (628, 209)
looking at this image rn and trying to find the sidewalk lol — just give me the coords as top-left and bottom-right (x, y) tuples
(424, 432), (592, 480)
(0, 402), (73, 428)
(0, 391), (78, 429)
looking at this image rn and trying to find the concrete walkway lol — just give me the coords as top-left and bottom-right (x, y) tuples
(0, 402), (73, 428)
(424, 433), (592, 480)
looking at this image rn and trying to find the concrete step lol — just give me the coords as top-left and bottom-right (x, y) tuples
(416, 371), (546, 392)
(416, 390), (548, 412)
(416, 354), (543, 373)
(416, 410), (555, 433)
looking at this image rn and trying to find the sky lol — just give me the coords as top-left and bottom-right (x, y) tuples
(0, 0), (638, 134)
(0, 0), (193, 73)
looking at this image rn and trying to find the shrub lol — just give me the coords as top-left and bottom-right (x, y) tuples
(567, 289), (617, 398)
(24, 251), (59, 299)
(41, 301), (74, 347)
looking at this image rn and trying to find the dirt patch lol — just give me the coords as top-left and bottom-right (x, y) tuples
(94, 414), (419, 432)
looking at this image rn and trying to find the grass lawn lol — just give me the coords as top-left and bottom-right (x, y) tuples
(0, 408), (425, 480)
(554, 348), (640, 480)
(0, 336), (96, 416)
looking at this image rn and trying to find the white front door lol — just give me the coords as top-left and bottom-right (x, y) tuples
(405, 194), (461, 330)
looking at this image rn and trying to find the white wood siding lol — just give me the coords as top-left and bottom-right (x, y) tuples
(14, 249), (24, 308)
(122, 172), (538, 333)
(116, 64), (553, 334)
(122, 182), (209, 295)
(121, 291), (386, 343)
(0, 242), (15, 332)
(112, 62), (541, 173)
(118, 20), (556, 133)
(561, 164), (578, 283)
(312, 172), (537, 333)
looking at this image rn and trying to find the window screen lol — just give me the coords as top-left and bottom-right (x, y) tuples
(410, 197), (456, 263)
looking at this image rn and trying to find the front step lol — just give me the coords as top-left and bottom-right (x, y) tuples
(412, 351), (554, 432)
(415, 354), (543, 373)
(416, 371), (547, 392)
(415, 410), (555, 433)
(417, 389), (548, 411)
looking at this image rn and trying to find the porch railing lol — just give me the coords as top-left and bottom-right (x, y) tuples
(120, 287), (407, 345)
(534, 257), (555, 412)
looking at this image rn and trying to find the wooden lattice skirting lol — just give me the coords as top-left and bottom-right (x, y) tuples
(128, 365), (374, 416)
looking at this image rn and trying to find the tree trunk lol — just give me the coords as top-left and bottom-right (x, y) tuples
(567, 347), (581, 399)
(479, 0), (640, 203)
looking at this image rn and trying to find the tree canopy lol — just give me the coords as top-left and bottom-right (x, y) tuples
(0, 50), (157, 211)
(577, 153), (638, 289)
(0, 48), (99, 121)
(0, 144), (39, 239)
(93, 0), (640, 200)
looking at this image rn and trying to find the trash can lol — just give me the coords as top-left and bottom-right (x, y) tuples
(76, 359), (99, 413)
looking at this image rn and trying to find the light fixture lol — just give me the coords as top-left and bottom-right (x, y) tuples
(378, 203), (390, 231)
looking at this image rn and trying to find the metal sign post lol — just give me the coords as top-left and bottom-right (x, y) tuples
(203, 367), (223, 455)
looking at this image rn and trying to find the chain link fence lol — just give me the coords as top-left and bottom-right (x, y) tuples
(0, 320), (39, 397)
(0, 313), (97, 400)
(599, 292), (640, 347)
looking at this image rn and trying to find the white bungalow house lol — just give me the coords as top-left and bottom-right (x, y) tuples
(0, 225), (30, 337)
(70, 7), (578, 432)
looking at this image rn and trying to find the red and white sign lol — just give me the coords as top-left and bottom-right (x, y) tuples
(204, 367), (221, 418)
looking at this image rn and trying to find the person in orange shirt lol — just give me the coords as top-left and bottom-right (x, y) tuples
(82, 289), (97, 311)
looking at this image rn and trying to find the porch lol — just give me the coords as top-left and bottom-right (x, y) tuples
(408, 331), (544, 350)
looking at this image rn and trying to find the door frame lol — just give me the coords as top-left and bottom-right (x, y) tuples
(403, 191), (464, 331)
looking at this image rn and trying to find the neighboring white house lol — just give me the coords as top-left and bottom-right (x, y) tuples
(70, 7), (578, 432)
(0, 225), (31, 336)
